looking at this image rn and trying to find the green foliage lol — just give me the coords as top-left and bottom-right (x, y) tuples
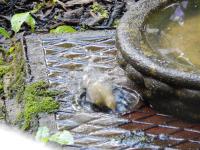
(36, 126), (74, 145)
(50, 25), (76, 34)
(11, 12), (36, 33)
(0, 27), (10, 38)
(49, 130), (74, 145)
(35, 127), (50, 143)
(22, 81), (59, 130)
(91, 2), (109, 18)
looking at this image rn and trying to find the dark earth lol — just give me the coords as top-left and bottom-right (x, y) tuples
(0, 0), (126, 35)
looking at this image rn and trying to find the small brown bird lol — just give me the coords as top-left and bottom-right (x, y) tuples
(82, 74), (116, 111)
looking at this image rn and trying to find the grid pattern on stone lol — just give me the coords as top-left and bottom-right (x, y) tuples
(41, 31), (134, 149)
(26, 30), (200, 149)
(121, 104), (200, 149)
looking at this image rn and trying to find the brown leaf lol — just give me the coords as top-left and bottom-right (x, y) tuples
(66, 0), (95, 7)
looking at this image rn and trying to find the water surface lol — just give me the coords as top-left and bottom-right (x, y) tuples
(145, 0), (200, 68)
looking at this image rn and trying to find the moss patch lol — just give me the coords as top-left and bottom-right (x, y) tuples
(91, 2), (109, 19)
(0, 41), (60, 130)
(0, 65), (9, 95)
(8, 42), (26, 102)
(0, 65), (10, 78)
(0, 42), (22, 97)
(0, 82), (3, 95)
(0, 53), (11, 97)
(0, 58), (5, 65)
(22, 81), (60, 130)
(0, 102), (5, 120)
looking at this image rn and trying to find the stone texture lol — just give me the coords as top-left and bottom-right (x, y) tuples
(25, 30), (147, 149)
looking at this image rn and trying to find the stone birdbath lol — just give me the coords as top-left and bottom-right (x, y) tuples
(117, 0), (200, 122)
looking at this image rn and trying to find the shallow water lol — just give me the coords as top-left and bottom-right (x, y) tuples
(145, 0), (200, 67)
(40, 31), (154, 148)
(42, 31), (141, 114)
(25, 31), (200, 149)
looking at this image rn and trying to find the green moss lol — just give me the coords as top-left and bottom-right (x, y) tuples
(0, 41), (60, 130)
(0, 41), (28, 124)
(0, 82), (3, 94)
(22, 81), (60, 130)
(10, 64), (26, 102)
(7, 42), (26, 102)
(14, 111), (24, 127)
(0, 58), (4, 65)
(0, 63), (10, 97)
(91, 2), (109, 18)
(0, 101), (5, 120)
(0, 65), (10, 78)
(112, 19), (120, 28)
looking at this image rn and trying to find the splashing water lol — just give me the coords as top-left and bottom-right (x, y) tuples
(81, 56), (142, 113)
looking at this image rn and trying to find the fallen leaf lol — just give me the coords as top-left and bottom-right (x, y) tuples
(11, 12), (36, 33)
(66, 0), (94, 7)
(50, 25), (76, 33)
(0, 27), (10, 38)
(49, 130), (74, 145)
(35, 127), (50, 143)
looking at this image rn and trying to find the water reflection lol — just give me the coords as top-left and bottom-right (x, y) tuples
(169, 0), (188, 26)
(145, 0), (200, 68)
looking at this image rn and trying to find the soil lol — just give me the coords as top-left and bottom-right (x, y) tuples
(0, 0), (126, 35)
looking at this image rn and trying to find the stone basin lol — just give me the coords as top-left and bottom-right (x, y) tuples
(117, 0), (200, 122)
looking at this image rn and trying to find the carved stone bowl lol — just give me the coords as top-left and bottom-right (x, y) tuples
(117, 0), (200, 122)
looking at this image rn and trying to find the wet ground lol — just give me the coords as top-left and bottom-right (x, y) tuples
(25, 30), (200, 149)
(25, 30), (154, 149)
(121, 105), (200, 149)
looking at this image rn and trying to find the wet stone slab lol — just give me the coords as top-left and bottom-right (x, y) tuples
(25, 30), (152, 149)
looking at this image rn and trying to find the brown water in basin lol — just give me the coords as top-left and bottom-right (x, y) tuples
(145, 0), (200, 67)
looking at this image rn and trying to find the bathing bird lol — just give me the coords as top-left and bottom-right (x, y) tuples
(82, 71), (116, 111)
